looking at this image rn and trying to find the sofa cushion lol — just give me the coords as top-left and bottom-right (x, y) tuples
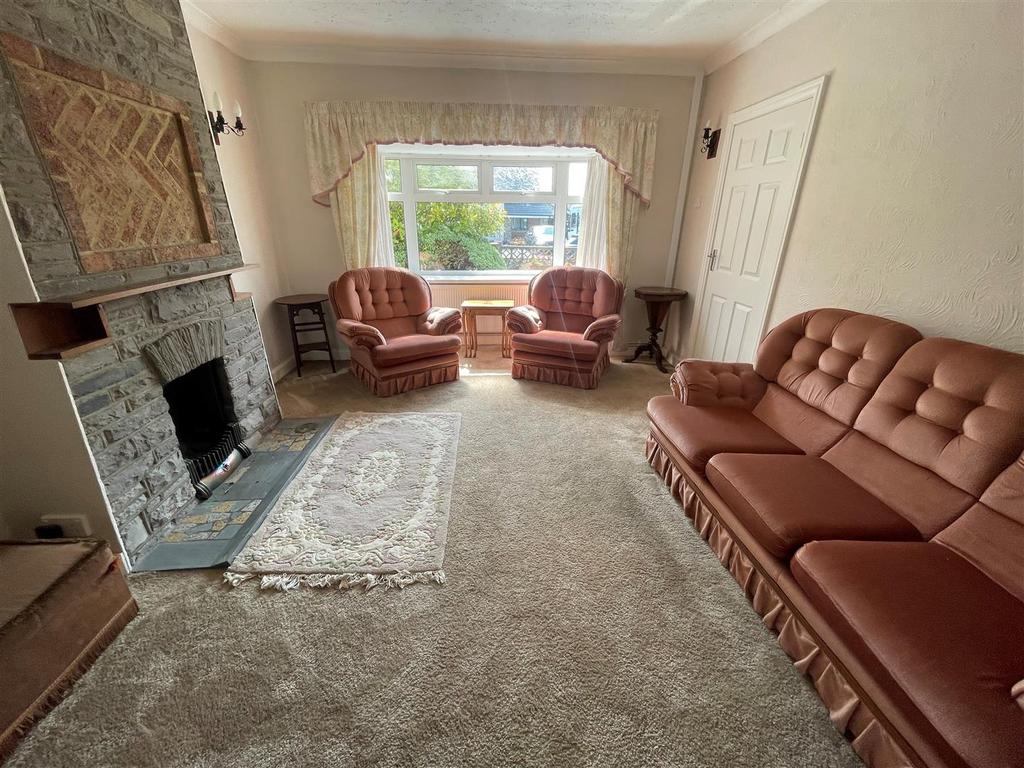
(511, 330), (601, 361)
(754, 309), (922, 426)
(371, 333), (461, 367)
(854, 338), (1024, 498)
(936, 455), (1024, 602)
(646, 396), (801, 472)
(792, 540), (1024, 768)
(751, 384), (850, 456)
(823, 430), (976, 537)
(706, 454), (921, 558)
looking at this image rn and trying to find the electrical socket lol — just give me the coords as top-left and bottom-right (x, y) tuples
(40, 515), (92, 538)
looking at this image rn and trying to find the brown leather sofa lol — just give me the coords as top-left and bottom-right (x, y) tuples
(329, 267), (463, 396)
(645, 308), (1024, 768)
(506, 266), (624, 389)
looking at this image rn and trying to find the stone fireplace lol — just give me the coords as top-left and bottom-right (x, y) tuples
(0, 0), (281, 562)
(62, 278), (279, 557)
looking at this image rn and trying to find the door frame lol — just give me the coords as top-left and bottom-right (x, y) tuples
(686, 74), (829, 360)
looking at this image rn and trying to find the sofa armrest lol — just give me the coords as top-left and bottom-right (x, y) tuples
(505, 305), (546, 334)
(669, 360), (767, 409)
(417, 307), (463, 336)
(582, 313), (622, 344)
(336, 318), (386, 349)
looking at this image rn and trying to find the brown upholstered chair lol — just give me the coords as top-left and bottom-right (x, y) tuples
(328, 267), (463, 396)
(506, 266), (624, 389)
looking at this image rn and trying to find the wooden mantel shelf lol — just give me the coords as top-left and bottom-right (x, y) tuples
(43, 263), (257, 308)
(10, 264), (258, 361)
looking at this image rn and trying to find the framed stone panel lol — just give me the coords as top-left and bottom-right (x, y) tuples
(1, 33), (220, 274)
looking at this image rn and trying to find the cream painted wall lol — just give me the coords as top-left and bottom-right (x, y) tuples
(0, 187), (121, 550)
(668, 0), (1023, 357)
(247, 61), (696, 348)
(185, 26), (295, 379)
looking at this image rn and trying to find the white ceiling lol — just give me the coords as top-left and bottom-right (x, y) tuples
(184, 0), (813, 70)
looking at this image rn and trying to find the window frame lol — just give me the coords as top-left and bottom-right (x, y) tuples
(382, 145), (591, 278)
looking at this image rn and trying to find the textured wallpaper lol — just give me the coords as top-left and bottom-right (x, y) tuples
(668, 0), (1023, 356)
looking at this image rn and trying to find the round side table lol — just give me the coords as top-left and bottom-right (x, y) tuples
(275, 293), (337, 378)
(627, 287), (688, 373)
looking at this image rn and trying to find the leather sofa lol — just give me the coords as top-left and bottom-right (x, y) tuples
(645, 308), (1024, 768)
(506, 266), (624, 389)
(329, 267), (463, 396)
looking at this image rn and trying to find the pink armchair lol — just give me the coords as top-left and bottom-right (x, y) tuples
(506, 266), (624, 389)
(328, 267), (463, 396)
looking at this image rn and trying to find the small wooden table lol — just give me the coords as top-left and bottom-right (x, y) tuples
(627, 287), (688, 373)
(460, 299), (514, 358)
(275, 293), (336, 378)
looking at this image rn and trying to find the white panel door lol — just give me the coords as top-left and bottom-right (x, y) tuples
(693, 78), (825, 362)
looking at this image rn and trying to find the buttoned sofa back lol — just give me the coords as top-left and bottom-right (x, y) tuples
(825, 338), (1024, 537)
(748, 309), (922, 454)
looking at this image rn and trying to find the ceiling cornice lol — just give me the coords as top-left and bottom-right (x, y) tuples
(180, 0), (247, 57)
(702, 0), (830, 74)
(182, 0), (829, 78)
(180, 0), (701, 77)
(241, 42), (704, 77)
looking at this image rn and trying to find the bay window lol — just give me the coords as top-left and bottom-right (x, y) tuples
(382, 145), (592, 277)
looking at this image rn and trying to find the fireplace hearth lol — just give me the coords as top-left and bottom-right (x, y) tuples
(162, 358), (251, 500)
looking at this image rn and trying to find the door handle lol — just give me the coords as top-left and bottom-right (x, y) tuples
(706, 249), (718, 271)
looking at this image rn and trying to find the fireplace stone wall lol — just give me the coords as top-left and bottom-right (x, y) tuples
(0, 0), (280, 557)
(63, 279), (279, 553)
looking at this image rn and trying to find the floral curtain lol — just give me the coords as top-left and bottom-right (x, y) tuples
(328, 144), (395, 272)
(305, 100), (658, 278)
(576, 155), (609, 271)
(573, 155), (640, 283)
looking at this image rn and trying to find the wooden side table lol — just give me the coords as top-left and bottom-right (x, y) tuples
(275, 293), (336, 378)
(461, 299), (514, 358)
(627, 287), (688, 373)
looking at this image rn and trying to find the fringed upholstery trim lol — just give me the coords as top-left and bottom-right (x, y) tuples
(0, 598), (138, 760)
(645, 434), (915, 768)
(511, 352), (610, 389)
(224, 569), (446, 592)
(351, 359), (459, 397)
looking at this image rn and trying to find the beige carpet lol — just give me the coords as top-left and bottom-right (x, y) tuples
(8, 361), (861, 768)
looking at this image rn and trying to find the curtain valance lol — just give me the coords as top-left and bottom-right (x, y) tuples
(305, 100), (659, 206)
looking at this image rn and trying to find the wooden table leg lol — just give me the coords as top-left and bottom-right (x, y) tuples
(466, 309), (477, 358)
(318, 303), (337, 373)
(288, 307), (303, 377)
(501, 310), (510, 358)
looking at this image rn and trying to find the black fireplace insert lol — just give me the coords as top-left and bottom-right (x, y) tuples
(162, 358), (250, 498)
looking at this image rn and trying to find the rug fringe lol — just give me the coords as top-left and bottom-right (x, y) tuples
(223, 570), (446, 592)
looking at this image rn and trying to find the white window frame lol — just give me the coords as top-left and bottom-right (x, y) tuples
(382, 144), (592, 278)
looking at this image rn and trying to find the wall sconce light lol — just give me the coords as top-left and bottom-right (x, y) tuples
(700, 122), (720, 159)
(207, 91), (245, 145)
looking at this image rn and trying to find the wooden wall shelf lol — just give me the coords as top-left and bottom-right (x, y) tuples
(10, 264), (257, 361)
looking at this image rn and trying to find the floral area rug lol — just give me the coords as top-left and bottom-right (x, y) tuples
(225, 411), (460, 591)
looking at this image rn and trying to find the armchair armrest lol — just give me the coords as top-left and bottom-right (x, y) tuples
(417, 307), (463, 336)
(505, 305), (546, 335)
(336, 318), (386, 349)
(582, 313), (622, 344)
(669, 360), (767, 409)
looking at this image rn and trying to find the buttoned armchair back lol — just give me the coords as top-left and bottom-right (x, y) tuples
(528, 267), (625, 333)
(506, 266), (624, 389)
(328, 267), (463, 396)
